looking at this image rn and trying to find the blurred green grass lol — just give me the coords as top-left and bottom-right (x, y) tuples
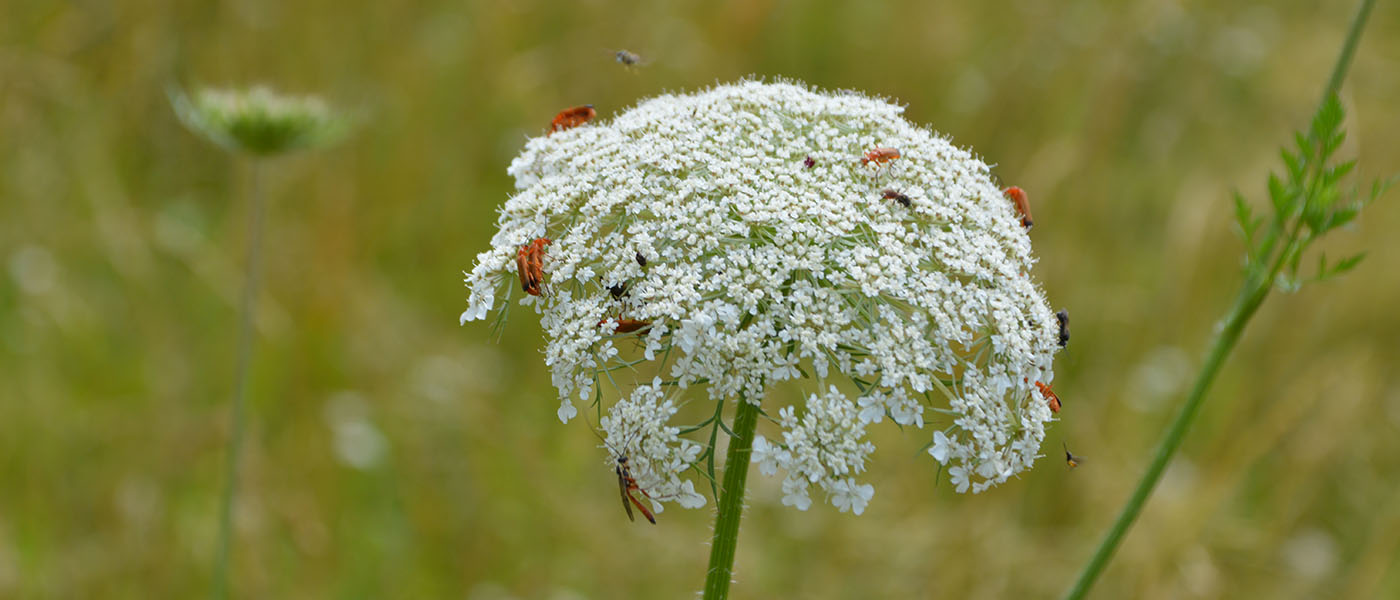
(3, 0), (1399, 597)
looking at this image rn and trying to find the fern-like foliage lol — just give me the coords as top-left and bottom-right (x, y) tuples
(1233, 95), (1394, 292)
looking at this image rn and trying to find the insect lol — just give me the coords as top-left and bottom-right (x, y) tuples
(587, 423), (658, 524)
(1035, 381), (1061, 414)
(614, 49), (646, 69)
(598, 317), (653, 334)
(516, 237), (551, 296)
(1056, 309), (1070, 347)
(861, 146), (901, 166)
(615, 455), (656, 524)
(635, 252), (648, 267)
(1003, 186), (1033, 229)
(881, 188), (911, 208)
(1063, 442), (1083, 469)
(803, 156), (816, 169)
(549, 104), (596, 135)
(607, 282), (630, 300)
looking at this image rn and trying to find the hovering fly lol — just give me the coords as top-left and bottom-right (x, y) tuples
(613, 49), (648, 69)
(1063, 442), (1083, 469)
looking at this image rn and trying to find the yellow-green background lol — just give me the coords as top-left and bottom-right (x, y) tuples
(4, 1), (1398, 598)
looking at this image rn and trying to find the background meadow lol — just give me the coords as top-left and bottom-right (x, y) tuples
(3, 0), (1399, 597)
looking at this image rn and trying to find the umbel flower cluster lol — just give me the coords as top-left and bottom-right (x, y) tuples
(461, 80), (1061, 514)
(171, 86), (347, 157)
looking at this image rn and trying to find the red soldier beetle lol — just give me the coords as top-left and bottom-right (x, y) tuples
(861, 146), (901, 166)
(598, 317), (652, 334)
(1035, 381), (1061, 414)
(550, 104), (596, 135)
(1003, 186), (1033, 229)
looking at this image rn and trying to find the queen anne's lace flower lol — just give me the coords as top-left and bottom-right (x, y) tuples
(461, 80), (1061, 511)
(172, 86), (347, 157)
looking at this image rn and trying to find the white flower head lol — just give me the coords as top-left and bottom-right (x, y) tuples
(461, 80), (1061, 514)
(171, 85), (348, 157)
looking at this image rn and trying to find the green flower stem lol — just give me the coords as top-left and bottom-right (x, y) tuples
(1319, 0), (1376, 108)
(702, 398), (761, 600)
(1067, 210), (1319, 600)
(1063, 2), (1374, 597)
(1062, 280), (1266, 600)
(213, 162), (266, 600)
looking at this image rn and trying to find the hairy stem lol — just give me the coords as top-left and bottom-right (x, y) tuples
(213, 162), (266, 600)
(702, 398), (760, 600)
(1062, 1), (1374, 597)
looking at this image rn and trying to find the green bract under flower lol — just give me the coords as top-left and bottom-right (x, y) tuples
(172, 86), (346, 157)
(461, 80), (1061, 512)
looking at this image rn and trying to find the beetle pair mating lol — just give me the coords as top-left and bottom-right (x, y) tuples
(516, 237), (551, 296)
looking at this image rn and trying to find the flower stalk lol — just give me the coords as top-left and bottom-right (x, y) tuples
(703, 399), (760, 600)
(171, 84), (345, 600)
(1064, 1), (1380, 597)
(212, 162), (265, 600)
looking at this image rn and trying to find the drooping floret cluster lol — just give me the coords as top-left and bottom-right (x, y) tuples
(461, 80), (1061, 513)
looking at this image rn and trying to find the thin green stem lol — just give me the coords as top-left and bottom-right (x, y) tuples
(702, 398), (760, 600)
(1320, 0), (1376, 107)
(213, 162), (266, 600)
(1062, 282), (1267, 599)
(1062, 2), (1374, 597)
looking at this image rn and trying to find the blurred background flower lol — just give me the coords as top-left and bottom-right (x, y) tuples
(172, 86), (347, 157)
(169, 82), (348, 600)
